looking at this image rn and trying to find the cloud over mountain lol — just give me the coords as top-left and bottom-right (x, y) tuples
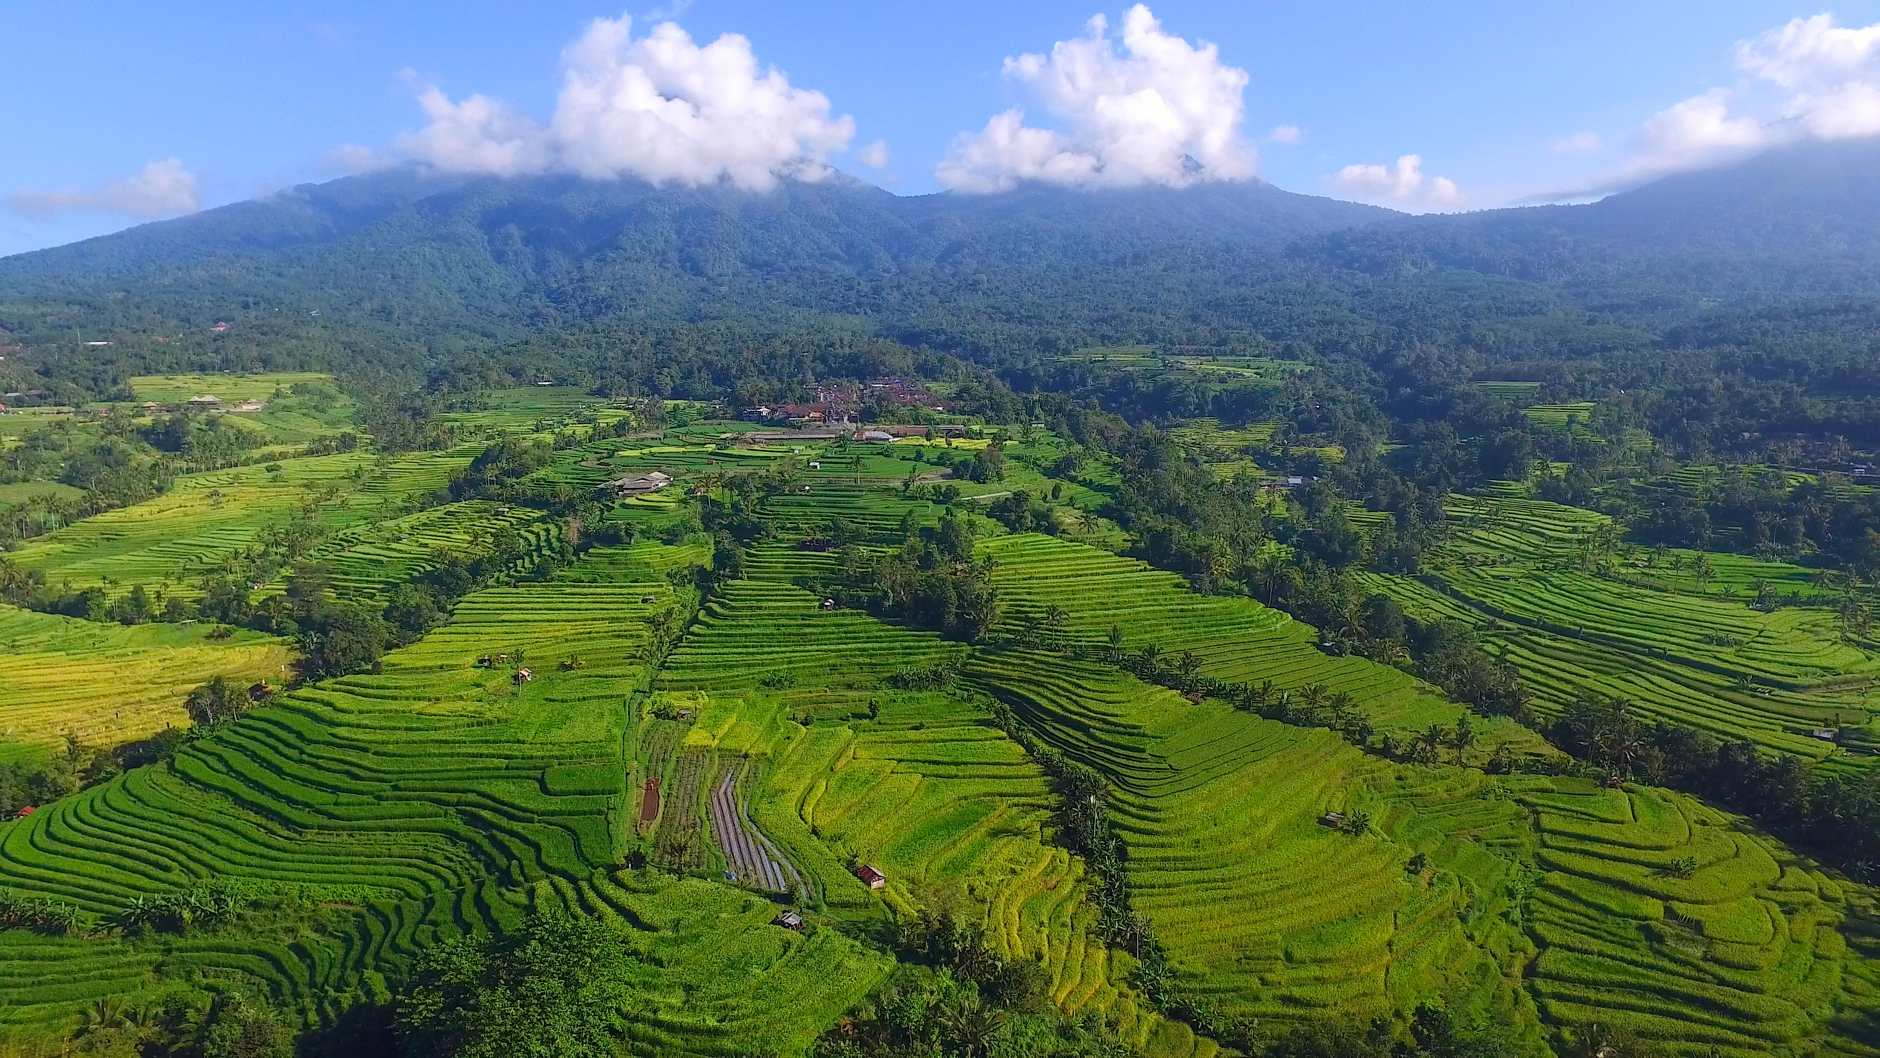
(1331, 153), (1462, 210)
(936, 5), (1256, 192)
(6, 159), (200, 219)
(397, 14), (854, 191)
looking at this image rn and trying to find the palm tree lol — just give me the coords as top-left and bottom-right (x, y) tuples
(1451, 715), (1476, 765)
(942, 996), (1010, 1058)
(1137, 644), (1164, 677)
(1177, 651), (1203, 692)
(1106, 623), (1126, 664)
(76, 997), (131, 1036)
(1418, 724), (1447, 764)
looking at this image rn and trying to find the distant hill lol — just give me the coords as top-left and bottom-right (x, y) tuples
(1291, 138), (1880, 297)
(0, 171), (1391, 339)
(2, 137), (1879, 372)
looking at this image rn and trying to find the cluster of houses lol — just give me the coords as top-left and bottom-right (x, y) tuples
(739, 377), (949, 428)
(745, 423), (968, 445)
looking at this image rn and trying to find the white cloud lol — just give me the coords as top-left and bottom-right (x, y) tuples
(1628, 88), (1769, 177)
(397, 14), (855, 191)
(857, 139), (891, 168)
(1556, 13), (1880, 197)
(327, 143), (388, 175)
(400, 83), (553, 177)
(1331, 153), (1462, 210)
(936, 5), (1255, 192)
(1736, 14), (1880, 139)
(1548, 130), (1602, 155)
(1267, 124), (1302, 145)
(6, 158), (200, 219)
(1735, 13), (1880, 91)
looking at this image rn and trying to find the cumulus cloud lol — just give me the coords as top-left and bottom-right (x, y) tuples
(1736, 13), (1880, 139)
(1267, 124), (1303, 145)
(6, 158), (200, 219)
(1331, 154), (1462, 210)
(856, 139), (891, 169)
(1634, 88), (1769, 168)
(936, 5), (1255, 192)
(397, 14), (855, 190)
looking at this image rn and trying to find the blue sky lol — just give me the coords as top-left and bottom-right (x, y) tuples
(4, 1), (1880, 256)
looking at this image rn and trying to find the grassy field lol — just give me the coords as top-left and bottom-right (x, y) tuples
(127, 372), (336, 404)
(0, 605), (292, 763)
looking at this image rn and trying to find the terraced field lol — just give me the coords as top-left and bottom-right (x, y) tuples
(968, 650), (1880, 1056)
(1511, 777), (1880, 1056)
(0, 605), (292, 762)
(1373, 493), (1880, 765)
(643, 688), (1213, 1056)
(979, 533), (1541, 750)
(0, 561), (673, 1028)
(965, 650), (1542, 1039)
(657, 544), (961, 691)
(7, 447), (482, 600)
(305, 501), (555, 600)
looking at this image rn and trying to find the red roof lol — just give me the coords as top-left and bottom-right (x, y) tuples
(855, 865), (886, 886)
(15, 806), (35, 818)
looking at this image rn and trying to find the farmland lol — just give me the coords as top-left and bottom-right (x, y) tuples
(0, 384), (1873, 1058)
(1364, 492), (1880, 765)
(0, 605), (292, 763)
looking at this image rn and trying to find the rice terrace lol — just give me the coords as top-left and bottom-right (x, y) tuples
(4, 9), (1880, 1056)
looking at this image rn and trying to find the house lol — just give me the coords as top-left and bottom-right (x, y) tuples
(1809, 728), (1839, 742)
(605, 471), (673, 497)
(855, 865), (886, 890)
(247, 681), (273, 702)
(821, 598), (836, 611)
(210, 321), (231, 333)
(855, 430), (894, 443)
(807, 460), (821, 470)
(640, 594), (657, 604)
(772, 909), (805, 931)
(1317, 811), (1345, 829)
(187, 394), (223, 409)
(513, 668), (534, 684)
(15, 806), (35, 819)
(84, 340), (112, 347)
(741, 405), (774, 421)
(231, 400), (266, 413)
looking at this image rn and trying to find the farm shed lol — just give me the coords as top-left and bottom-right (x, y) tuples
(1318, 811), (1345, 829)
(606, 471), (673, 497)
(772, 910), (804, 931)
(855, 865), (886, 890)
(512, 668), (534, 684)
